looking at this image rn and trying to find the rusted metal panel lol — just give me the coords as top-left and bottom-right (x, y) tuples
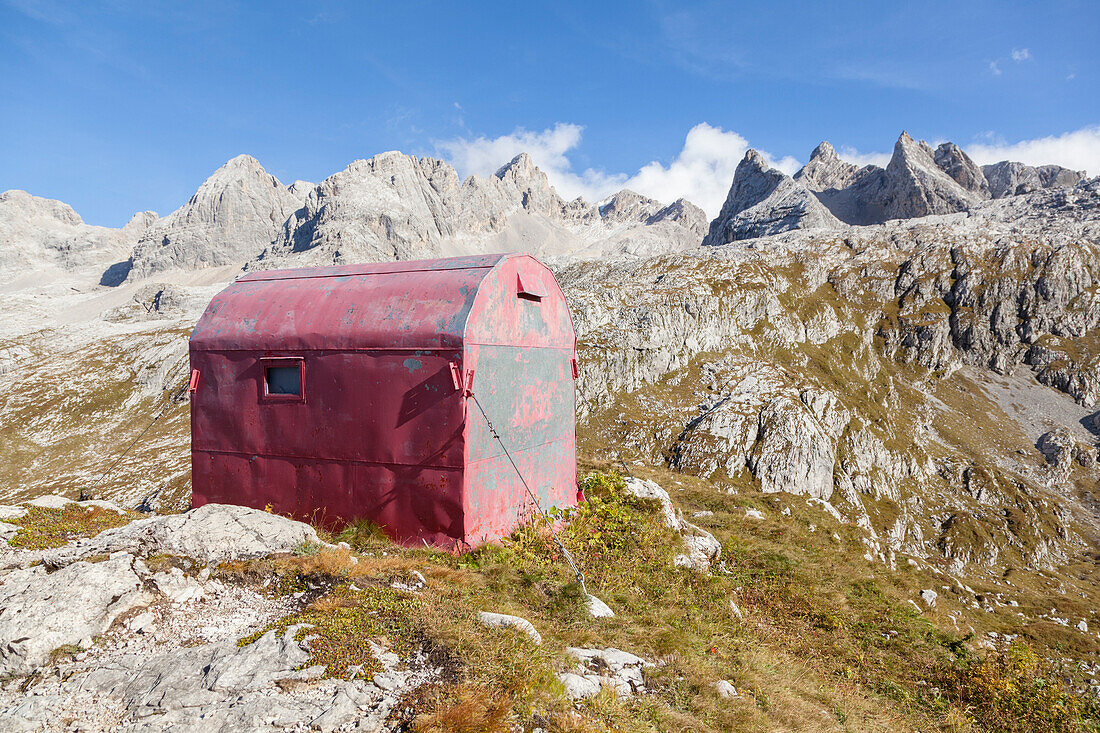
(190, 253), (577, 547)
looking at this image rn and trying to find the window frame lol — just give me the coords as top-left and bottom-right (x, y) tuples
(259, 356), (306, 404)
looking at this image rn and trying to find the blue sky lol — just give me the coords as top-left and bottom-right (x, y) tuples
(1, 0), (1097, 224)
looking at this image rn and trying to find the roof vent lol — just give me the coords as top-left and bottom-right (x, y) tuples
(517, 273), (544, 302)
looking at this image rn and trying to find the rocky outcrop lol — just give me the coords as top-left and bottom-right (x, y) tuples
(933, 143), (990, 198)
(1037, 428), (1096, 479)
(0, 502), (436, 731)
(0, 554), (147, 674)
(982, 161), (1087, 198)
(126, 155), (303, 280)
(748, 396), (837, 500)
(560, 180), (1100, 572)
(623, 477), (722, 571)
(703, 150), (841, 244)
(560, 647), (652, 698)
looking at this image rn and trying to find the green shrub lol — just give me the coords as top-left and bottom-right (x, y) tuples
(936, 641), (1093, 733)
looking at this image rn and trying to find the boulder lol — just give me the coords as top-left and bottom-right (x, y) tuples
(24, 495), (75, 510)
(585, 594), (615, 618)
(44, 503), (320, 566)
(558, 671), (602, 700)
(713, 680), (739, 698)
(565, 647), (651, 697)
(623, 477), (678, 528)
(623, 477), (722, 572)
(477, 612), (542, 644)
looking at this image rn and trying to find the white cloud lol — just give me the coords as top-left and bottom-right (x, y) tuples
(436, 122), (800, 218)
(989, 60), (1002, 75)
(837, 146), (891, 168)
(1011, 48), (1031, 62)
(964, 125), (1100, 176)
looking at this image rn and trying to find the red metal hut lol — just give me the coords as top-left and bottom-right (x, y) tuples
(188, 253), (579, 546)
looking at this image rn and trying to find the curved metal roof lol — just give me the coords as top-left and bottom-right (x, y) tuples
(191, 253), (573, 351)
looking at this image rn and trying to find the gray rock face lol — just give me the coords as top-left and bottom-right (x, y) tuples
(796, 135), (1086, 225)
(76, 627), (323, 716)
(878, 132), (982, 220)
(644, 197), (709, 237)
(794, 142), (865, 191)
(812, 134), (1002, 225)
(748, 396), (836, 501)
(0, 554), (148, 674)
(703, 150), (841, 244)
(0, 190), (147, 282)
(45, 504), (320, 566)
(599, 190), (664, 227)
(933, 143), (991, 198)
(1037, 428), (1096, 479)
(982, 160), (1087, 198)
(126, 155), (302, 280)
(560, 176), (1100, 571)
(251, 151), (701, 270)
(1037, 164), (1088, 189)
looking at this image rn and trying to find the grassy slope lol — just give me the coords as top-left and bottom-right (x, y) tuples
(221, 468), (1100, 732)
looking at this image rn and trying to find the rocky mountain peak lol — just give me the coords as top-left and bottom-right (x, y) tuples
(0, 190), (84, 227)
(286, 180), (315, 201)
(121, 211), (158, 236)
(492, 152), (568, 218)
(495, 152), (538, 180)
(882, 131), (981, 219)
(933, 142), (990, 197)
(795, 141), (864, 192)
(982, 160), (1087, 198)
(598, 190), (663, 225)
(810, 141), (838, 160)
(644, 198), (708, 237)
(125, 155), (301, 280)
(217, 153), (266, 173)
(703, 149), (840, 245)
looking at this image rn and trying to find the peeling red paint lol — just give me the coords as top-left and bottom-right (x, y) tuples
(189, 254), (578, 546)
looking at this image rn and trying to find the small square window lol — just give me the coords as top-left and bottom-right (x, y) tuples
(265, 366), (301, 396)
(260, 358), (305, 402)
